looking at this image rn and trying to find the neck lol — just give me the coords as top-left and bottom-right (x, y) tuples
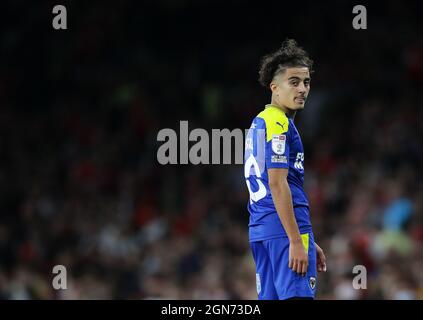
(269, 98), (296, 119)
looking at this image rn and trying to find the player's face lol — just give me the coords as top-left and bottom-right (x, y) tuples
(270, 67), (311, 110)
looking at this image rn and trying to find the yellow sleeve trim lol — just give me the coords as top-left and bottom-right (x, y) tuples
(301, 233), (309, 254)
(257, 106), (289, 142)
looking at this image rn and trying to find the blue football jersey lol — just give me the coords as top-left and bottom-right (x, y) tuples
(244, 105), (312, 241)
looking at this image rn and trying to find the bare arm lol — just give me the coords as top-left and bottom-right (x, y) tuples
(315, 242), (327, 272)
(268, 168), (308, 276)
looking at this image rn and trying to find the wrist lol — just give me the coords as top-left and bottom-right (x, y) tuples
(289, 237), (302, 245)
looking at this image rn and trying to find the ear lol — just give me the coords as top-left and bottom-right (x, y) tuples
(270, 82), (277, 93)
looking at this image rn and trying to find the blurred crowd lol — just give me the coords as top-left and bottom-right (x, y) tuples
(0, 1), (422, 299)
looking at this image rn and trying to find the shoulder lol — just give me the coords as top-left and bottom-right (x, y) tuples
(257, 107), (290, 141)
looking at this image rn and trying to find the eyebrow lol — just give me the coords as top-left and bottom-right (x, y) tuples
(288, 76), (311, 81)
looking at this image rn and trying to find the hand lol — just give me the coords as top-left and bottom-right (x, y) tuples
(289, 240), (308, 277)
(315, 242), (327, 272)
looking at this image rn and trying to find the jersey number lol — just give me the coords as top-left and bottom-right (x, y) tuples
(244, 154), (266, 204)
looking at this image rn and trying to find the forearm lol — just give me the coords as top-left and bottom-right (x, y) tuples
(269, 180), (302, 244)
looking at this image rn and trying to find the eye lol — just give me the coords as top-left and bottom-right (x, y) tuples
(290, 81), (299, 86)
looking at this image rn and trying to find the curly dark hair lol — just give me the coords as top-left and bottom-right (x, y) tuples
(258, 39), (313, 88)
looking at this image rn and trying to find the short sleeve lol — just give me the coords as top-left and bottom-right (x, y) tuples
(263, 114), (291, 169)
(265, 132), (290, 168)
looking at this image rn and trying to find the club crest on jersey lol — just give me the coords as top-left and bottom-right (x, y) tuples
(309, 277), (316, 290)
(272, 134), (286, 155)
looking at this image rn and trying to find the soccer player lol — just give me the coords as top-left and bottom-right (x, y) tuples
(244, 39), (327, 300)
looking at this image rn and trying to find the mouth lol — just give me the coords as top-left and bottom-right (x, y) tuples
(295, 97), (306, 104)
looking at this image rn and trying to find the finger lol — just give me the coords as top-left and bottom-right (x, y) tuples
(289, 258), (293, 270)
(296, 260), (304, 275)
(302, 261), (308, 276)
(294, 260), (300, 274)
(291, 260), (297, 273)
(295, 260), (302, 274)
(299, 261), (304, 275)
(298, 261), (304, 275)
(319, 255), (326, 270)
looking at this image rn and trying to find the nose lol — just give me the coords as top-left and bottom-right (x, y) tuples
(297, 82), (307, 94)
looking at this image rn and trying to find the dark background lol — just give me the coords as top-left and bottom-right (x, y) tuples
(0, 0), (422, 299)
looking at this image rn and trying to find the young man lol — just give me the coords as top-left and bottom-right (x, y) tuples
(244, 39), (327, 300)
